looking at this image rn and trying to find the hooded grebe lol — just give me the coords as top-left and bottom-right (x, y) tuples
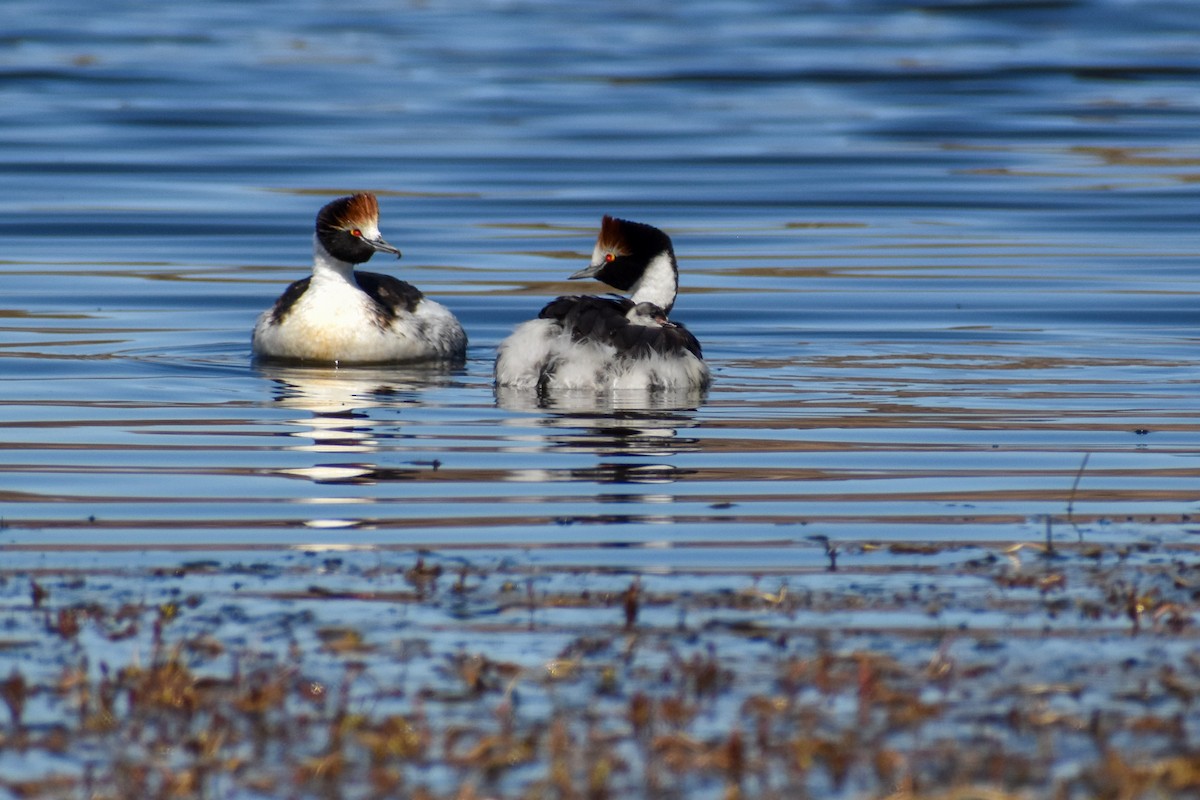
(495, 216), (708, 392)
(252, 193), (466, 364)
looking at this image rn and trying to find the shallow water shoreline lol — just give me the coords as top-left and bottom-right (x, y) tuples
(2, 537), (1200, 798)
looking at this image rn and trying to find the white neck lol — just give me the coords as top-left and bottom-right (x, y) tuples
(629, 251), (678, 312)
(311, 233), (357, 283)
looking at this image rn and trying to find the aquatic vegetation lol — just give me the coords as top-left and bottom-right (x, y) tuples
(1, 540), (1198, 799)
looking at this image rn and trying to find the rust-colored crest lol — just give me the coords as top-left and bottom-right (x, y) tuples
(597, 215), (631, 257)
(334, 193), (380, 228)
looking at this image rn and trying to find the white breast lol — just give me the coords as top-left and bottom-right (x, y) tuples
(253, 280), (466, 364)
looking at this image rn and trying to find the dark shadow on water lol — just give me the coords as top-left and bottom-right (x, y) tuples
(569, 462), (698, 484)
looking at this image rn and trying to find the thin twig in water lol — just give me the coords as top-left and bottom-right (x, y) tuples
(1066, 452), (1090, 542)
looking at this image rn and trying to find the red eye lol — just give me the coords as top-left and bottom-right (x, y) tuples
(604, 253), (615, 262)
(350, 229), (362, 238)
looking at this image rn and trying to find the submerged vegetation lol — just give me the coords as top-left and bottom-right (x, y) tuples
(1, 537), (1198, 799)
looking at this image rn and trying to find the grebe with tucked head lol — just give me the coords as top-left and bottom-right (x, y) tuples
(494, 216), (709, 392)
(252, 193), (466, 364)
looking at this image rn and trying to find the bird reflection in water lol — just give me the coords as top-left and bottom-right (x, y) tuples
(257, 363), (455, 485)
(495, 383), (706, 488)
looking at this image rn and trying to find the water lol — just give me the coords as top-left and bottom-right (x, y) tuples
(2, 0), (1200, 796)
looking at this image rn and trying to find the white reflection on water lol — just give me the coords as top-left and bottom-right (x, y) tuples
(494, 382), (708, 415)
(256, 362), (456, 488)
(494, 377), (706, 462)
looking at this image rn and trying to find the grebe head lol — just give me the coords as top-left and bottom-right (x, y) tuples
(314, 193), (401, 265)
(626, 301), (670, 327)
(569, 215), (679, 314)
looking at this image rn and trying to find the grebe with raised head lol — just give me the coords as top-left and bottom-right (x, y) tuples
(494, 216), (709, 392)
(252, 193), (466, 364)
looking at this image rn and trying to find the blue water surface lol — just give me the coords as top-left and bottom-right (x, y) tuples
(0, 0), (1199, 554)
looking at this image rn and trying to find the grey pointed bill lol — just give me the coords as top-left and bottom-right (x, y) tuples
(366, 236), (402, 258)
(568, 262), (603, 280)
